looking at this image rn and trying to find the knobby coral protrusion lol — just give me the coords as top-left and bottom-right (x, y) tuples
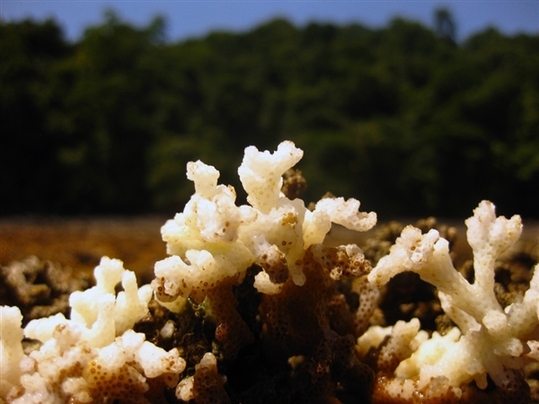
(151, 141), (377, 361)
(367, 200), (539, 402)
(1, 258), (185, 404)
(1, 142), (537, 404)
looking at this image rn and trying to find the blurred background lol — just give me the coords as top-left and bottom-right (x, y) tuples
(2, 1), (538, 220)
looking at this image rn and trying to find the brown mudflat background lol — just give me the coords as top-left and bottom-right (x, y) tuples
(1, 215), (538, 283)
(1, 215), (538, 402)
(0, 216), (169, 284)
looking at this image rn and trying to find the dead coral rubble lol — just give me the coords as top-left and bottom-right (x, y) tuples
(0, 256), (92, 326)
(1, 142), (538, 404)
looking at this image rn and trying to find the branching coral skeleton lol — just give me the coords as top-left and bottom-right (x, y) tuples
(368, 200), (539, 397)
(1, 141), (537, 403)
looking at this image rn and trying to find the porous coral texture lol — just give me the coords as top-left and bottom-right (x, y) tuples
(152, 141), (377, 361)
(4, 141), (537, 403)
(206, 279), (254, 358)
(1, 259), (185, 404)
(0, 256), (92, 325)
(176, 352), (231, 404)
(259, 243), (377, 401)
(367, 200), (539, 403)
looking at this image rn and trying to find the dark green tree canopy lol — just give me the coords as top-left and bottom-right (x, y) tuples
(2, 11), (538, 218)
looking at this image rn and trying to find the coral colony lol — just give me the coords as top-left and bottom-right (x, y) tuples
(1, 141), (538, 403)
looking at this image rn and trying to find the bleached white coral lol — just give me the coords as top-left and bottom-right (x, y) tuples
(65, 257), (153, 347)
(175, 352), (224, 402)
(368, 200), (539, 395)
(314, 197), (377, 233)
(2, 258), (185, 404)
(0, 306), (25, 401)
(155, 140), (376, 297)
(238, 141), (304, 214)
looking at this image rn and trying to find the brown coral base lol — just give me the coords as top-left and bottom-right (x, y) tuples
(1, 216), (538, 403)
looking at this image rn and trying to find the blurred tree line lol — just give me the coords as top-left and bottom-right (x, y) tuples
(1, 10), (538, 218)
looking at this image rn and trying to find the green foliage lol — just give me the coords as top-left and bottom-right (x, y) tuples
(1, 11), (538, 217)
(0, 18), (71, 213)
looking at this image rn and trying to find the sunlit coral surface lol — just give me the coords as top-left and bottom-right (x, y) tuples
(1, 141), (537, 404)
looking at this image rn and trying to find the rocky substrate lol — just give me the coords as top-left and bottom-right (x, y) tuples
(1, 217), (537, 403)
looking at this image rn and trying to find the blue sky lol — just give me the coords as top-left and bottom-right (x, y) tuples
(1, 1), (537, 42)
